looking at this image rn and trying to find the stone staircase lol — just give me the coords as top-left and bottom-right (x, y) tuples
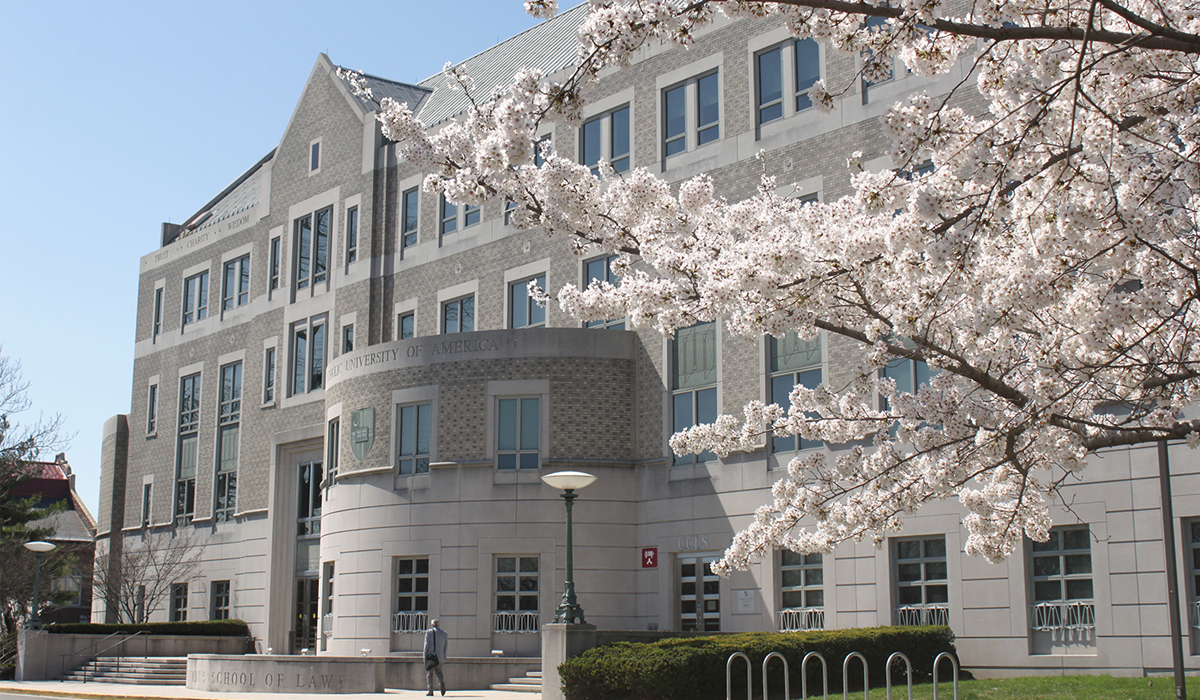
(490, 669), (542, 693)
(62, 656), (187, 685)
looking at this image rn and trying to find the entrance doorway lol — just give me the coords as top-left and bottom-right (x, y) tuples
(679, 554), (721, 632)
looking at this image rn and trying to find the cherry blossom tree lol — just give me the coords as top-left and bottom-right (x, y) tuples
(341, 0), (1200, 569)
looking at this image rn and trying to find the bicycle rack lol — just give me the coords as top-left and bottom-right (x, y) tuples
(885, 652), (913, 700)
(801, 651), (828, 700)
(726, 652), (752, 700)
(932, 652), (959, 700)
(762, 652), (789, 700)
(843, 651), (869, 700)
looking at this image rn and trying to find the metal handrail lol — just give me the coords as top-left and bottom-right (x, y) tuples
(885, 652), (912, 700)
(801, 651), (828, 700)
(894, 604), (950, 626)
(392, 611), (428, 633)
(491, 611), (540, 634)
(843, 651), (869, 700)
(1030, 601), (1095, 632)
(761, 652), (789, 700)
(932, 651), (960, 700)
(725, 652), (751, 700)
(59, 630), (147, 683)
(777, 606), (825, 631)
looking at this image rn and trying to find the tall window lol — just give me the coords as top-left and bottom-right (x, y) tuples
(497, 398), (539, 470)
(1030, 526), (1095, 633)
(326, 418), (340, 488)
(495, 556), (539, 623)
(147, 383), (158, 434)
(672, 322), (717, 465)
(663, 71), (719, 162)
(152, 288), (163, 341)
(398, 312), (415, 340)
(342, 325), (354, 354)
(142, 483), (152, 527)
(296, 461), (323, 550)
(263, 346), (276, 403)
(269, 237), (281, 292)
(510, 275), (546, 329)
(756, 39), (821, 128)
(397, 403), (432, 475)
(779, 551), (824, 631)
(310, 141), (320, 172)
(345, 206), (358, 264)
(581, 105), (630, 175)
(893, 536), (949, 625)
(396, 557), (430, 624)
(291, 318), (327, 396)
(770, 333), (822, 453)
(442, 296), (474, 334)
(295, 207), (331, 291)
(222, 255), (250, 312)
(401, 188), (419, 252)
(211, 581), (230, 620)
(861, 16), (898, 100)
(1189, 521), (1200, 647)
(175, 373), (200, 525)
(170, 583), (188, 622)
(584, 254), (624, 329)
(214, 362), (241, 522)
(182, 271), (209, 327)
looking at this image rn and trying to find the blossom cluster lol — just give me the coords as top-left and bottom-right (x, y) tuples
(343, 0), (1200, 570)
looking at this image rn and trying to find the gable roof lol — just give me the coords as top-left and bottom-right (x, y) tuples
(354, 71), (430, 113)
(414, 3), (589, 126)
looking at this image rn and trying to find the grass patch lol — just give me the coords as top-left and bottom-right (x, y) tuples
(868, 675), (1183, 700)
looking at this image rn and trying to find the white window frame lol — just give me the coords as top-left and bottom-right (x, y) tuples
(289, 316), (328, 397)
(262, 338), (278, 406)
(657, 54), (724, 169)
(438, 194), (481, 245)
(391, 385), (438, 482)
(778, 550), (825, 631)
(580, 102), (632, 175)
(437, 280), (479, 334)
(751, 35), (824, 137)
(892, 535), (949, 626)
(146, 375), (160, 436)
(768, 332), (824, 455)
(181, 266), (210, 329)
(309, 138), (322, 175)
(504, 259), (550, 330)
(400, 186), (420, 255)
(152, 279), (165, 343)
(487, 379), (549, 472)
(395, 297), (418, 341)
(344, 202), (360, 267)
(293, 206), (333, 295)
(670, 321), (720, 466)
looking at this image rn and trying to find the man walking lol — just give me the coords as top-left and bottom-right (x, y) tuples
(423, 618), (448, 696)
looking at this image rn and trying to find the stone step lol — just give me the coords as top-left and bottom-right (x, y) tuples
(507, 677), (541, 686)
(490, 683), (542, 693)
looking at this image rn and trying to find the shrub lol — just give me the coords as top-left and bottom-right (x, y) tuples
(559, 625), (955, 700)
(44, 620), (250, 637)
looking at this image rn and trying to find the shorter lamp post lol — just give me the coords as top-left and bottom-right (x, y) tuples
(541, 471), (597, 624)
(24, 540), (57, 629)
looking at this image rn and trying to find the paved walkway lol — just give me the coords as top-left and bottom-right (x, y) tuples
(0, 681), (538, 700)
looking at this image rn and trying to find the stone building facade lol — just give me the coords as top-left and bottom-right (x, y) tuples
(95, 5), (1200, 676)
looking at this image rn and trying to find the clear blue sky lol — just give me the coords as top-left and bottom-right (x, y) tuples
(0, 1), (548, 515)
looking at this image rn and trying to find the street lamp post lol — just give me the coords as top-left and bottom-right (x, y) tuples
(23, 541), (57, 629)
(541, 471), (597, 625)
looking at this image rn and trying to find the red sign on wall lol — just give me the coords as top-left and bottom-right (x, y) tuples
(641, 547), (658, 568)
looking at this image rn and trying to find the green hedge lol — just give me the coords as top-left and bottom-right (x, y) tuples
(559, 626), (955, 700)
(44, 620), (250, 637)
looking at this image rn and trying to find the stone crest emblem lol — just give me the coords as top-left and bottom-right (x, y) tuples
(350, 408), (375, 462)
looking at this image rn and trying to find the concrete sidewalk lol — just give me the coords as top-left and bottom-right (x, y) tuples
(0, 681), (539, 700)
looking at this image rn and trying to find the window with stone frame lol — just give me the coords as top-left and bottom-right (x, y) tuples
(1029, 526), (1095, 633)
(214, 362), (241, 522)
(290, 317), (327, 396)
(175, 373), (201, 525)
(401, 188), (419, 253)
(584, 254), (624, 329)
(756, 38), (821, 129)
(211, 580), (231, 620)
(345, 206), (358, 264)
(581, 105), (630, 175)
(170, 582), (188, 622)
(496, 397), (539, 470)
(509, 274), (546, 329)
(294, 206), (331, 292)
(396, 403), (432, 476)
(221, 255), (250, 313)
(441, 295), (474, 334)
(671, 321), (717, 465)
(893, 536), (949, 625)
(778, 550), (824, 631)
(181, 271), (209, 327)
(769, 332), (822, 453)
(663, 71), (719, 163)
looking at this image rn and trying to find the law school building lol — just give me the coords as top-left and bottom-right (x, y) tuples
(95, 4), (1200, 677)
